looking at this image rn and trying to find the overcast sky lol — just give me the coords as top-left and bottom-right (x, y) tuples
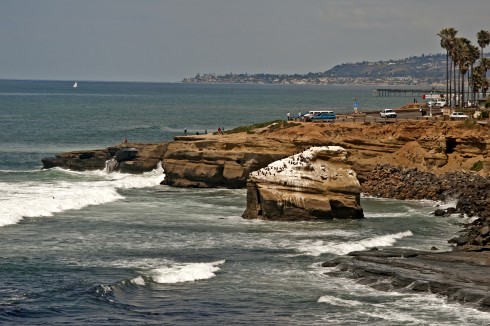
(1, 0), (489, 82)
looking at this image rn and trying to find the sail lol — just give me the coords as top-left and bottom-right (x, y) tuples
(73, 82), (78, 88)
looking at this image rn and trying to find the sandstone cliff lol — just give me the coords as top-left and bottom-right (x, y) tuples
(242, 146), (363, 221)
(161, 134), (294, 188)
(43, 120), (489, 181)
(161, 120), (489, 188)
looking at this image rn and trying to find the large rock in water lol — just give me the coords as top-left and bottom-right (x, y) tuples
(242, 146), (363, 221)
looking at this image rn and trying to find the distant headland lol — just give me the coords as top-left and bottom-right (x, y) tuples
(182, 52), (489, 86)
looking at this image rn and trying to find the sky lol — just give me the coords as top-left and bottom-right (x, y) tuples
(1, 0), (489, 82)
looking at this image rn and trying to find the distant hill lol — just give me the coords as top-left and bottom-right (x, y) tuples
(182, 54), (458, 85)
(325, 54), (445, 79)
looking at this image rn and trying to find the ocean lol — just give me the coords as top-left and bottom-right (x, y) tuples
(1, 80), (489, 325)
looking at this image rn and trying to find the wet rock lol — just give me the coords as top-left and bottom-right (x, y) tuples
(42, 143), (167, 173)
(323, 249), (490, 312)
(481, 226), (490, 237)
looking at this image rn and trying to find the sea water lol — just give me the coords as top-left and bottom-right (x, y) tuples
(1, 80), (489, 325)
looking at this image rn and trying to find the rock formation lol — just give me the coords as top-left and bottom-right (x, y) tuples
(159, 120), (489, 188)
(161, 134), (293, 188)
(41, 143), (167, 174)
(43, 120), (490, 183)
(323, 248), (490, 312)
(242, 146), (363, 221)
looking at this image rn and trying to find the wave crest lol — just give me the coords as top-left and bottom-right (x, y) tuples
(295, 231), (413, 256)
(146, 260), (225, 284)
(0, 167), (165, 227)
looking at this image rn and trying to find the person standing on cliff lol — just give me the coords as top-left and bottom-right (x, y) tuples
(287, 112), (290, 121)
(217, 127), (222, 135)
(184, 128), (187, 135)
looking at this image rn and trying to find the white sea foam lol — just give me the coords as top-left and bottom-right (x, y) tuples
(131, 276), (146, 286)
(294, 231), (413, 256)
(317, 275), (490, 325)
(0, 166), (165, 227)
(146, 260), (225, 284)
(317, 295), (364, 307)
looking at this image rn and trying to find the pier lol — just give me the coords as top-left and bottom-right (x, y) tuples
(373, 88), (445, 97)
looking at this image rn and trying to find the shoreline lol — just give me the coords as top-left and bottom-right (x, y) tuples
(40, 119), (490, 311)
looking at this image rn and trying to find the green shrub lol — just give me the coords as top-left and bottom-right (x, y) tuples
(461, 119), (479, 129)
(471, 161), (484, 172)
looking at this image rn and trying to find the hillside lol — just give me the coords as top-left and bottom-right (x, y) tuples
(325, 54), (445, 81)
(182, 53), (449, 85)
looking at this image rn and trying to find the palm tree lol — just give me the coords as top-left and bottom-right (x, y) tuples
(482, 57), (490, 98)
(457, 38), (472, 107)
(472, 64), (488, 103)
(450, 38), (463, 106)
(468, 44), (480, 105)
(438, 28), (457, 104)
(477, 30), (490, 97)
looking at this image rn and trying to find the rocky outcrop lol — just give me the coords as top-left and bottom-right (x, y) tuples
(161, 134), (296, 188)
(449, 180), (490, 250)
(361, 165), (489, 202)
(42, 148), (111, 171)
(46, 120), (489, 184)
(323, 249), (490, 312)
(242, 146), (363, 221)
(161, 120), (489, 189)
(361, 165), (490, 249)
(41, 143), (168, 173)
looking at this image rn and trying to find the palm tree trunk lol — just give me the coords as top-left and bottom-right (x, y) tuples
(461, 71), (465, 107)
(453, 62), (457, 107)
(449, 58), (452, 106)
(446, 50), (449, 102)
(482, 47), (485, 99)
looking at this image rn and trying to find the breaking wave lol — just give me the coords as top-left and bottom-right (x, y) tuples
(0, 165), (165, 227)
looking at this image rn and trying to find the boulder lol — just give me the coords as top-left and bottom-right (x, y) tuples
(242, 146), (363, 221)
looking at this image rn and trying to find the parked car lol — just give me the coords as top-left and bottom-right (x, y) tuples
(380, 108), (397, 118)
(310, 111), (336, 121)
(427, 100), (446, 108)
(449, 112), (468, 120)
(303, 110), (323, 122)
(433, 100), (446, 108)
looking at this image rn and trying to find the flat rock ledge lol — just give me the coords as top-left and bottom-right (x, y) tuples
(41, 143), (168, 173)
(323, 248), (490, 312)
(242, 146), (363, 221)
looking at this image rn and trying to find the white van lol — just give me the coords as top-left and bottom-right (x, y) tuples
(303, 111), (322, 122)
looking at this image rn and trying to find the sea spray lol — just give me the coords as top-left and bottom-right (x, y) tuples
(0, 166), (165, 227)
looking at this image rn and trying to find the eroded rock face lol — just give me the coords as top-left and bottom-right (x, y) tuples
(242, 146), (363, 221)
(41, 143), (167, 173)
(161, 135), (294, 188)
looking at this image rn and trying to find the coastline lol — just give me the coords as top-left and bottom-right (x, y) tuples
(41, 119), (490, 311)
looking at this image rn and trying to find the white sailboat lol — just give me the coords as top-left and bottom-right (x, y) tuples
(73, 81), (78, 88)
